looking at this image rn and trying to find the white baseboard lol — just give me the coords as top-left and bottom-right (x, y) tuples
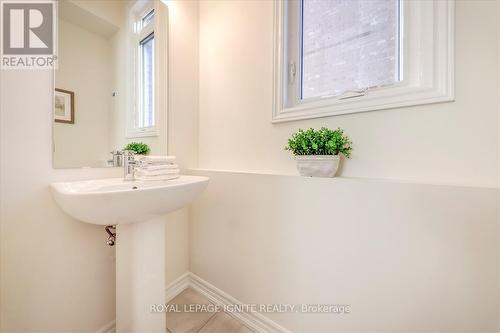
(94, 319), (116, 333)
(165, 272), (191, 302)
(165, 272), (291, 333)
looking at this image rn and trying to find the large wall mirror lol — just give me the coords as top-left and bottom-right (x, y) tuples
(53, 0), (168, 168)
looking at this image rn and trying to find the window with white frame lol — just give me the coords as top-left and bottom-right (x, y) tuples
(273, 0), (454, 122)
(128, 7), (157, 137)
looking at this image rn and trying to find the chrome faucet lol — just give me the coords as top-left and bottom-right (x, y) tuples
(122, 150), (136, 181)
(108, 150), (123, 167)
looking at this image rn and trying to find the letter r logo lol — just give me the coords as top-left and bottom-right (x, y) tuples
(2, 2), (53, 55)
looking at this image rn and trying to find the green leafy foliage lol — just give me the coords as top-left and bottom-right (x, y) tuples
(124, 142), (150, 155)
(285, 127), (352, 157)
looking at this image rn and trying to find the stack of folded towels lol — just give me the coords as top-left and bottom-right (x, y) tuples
(134, 155), (180, 181)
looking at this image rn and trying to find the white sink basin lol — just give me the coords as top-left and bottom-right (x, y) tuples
(50, 176), (209, 225)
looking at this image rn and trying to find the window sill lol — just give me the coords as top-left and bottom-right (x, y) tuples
(126, 129), (159, 139)
(272, 84), (454, 123)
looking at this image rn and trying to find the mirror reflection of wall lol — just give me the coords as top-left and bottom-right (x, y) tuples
(53, 0), (168, 169)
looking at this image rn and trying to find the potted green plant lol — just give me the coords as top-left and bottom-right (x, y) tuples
(124, 142), (150, 155)
(285, 127), (352, 177)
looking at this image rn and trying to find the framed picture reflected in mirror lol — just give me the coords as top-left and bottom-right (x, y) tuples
(54, 88), (74, 124)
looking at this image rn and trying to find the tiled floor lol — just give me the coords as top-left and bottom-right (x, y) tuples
(166, 288), (254, 333)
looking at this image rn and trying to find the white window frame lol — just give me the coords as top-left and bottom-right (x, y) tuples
(272, 0), (455, 123)
(138, 9), (155, 131)
(127, 1), (167, 139)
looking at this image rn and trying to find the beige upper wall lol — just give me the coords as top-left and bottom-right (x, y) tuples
(198, 0), (499, 187)
(166, 0), (200, 169)
(54, 19), (112, 168)
(54, 0), (170, 162)
(66, 0), (126, 28)
(162, 0), (199, 284)
(0, 0), (200, 331)
(193, 3), (500, 332)
(0, 67), (119, 331)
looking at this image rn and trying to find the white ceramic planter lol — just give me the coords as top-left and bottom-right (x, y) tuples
(295, 155), (340, 177)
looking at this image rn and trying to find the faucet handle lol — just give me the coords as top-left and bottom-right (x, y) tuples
(122, 150), (137, 181)
(122, 150), (136, 164)
(122, 149), (135, 156)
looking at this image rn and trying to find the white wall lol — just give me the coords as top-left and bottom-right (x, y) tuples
(166, 0), (199, 170)
(0, 0), (199, 331)
(68, 0), (124, 28)
(2, 0), (499, 331)
(0, 3), (123, 331)
(108, 8), (129, 154)
(0, 70), (120, 332)
(190, 170), (498, 332)
(54, 19), (112, 168)
(164, 0), (199, 286)
(498, 2), (500, 328)
(198, 0), (499, 188)
(192, 0), (500, 331)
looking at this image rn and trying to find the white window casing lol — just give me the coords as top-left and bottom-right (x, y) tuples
(127, 1), (168, 138)
(272, 0), (455, 123)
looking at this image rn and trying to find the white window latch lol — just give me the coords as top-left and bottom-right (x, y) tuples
(337, 88), (368, 100)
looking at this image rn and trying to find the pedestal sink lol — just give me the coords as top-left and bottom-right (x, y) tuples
(50, 176), (209, 225)
(50, 175), (209, 332)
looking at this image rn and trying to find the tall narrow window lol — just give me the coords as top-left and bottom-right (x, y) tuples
(142, 9), (155, 26)
(139, 32), (154, 128)
(128, 7), (157, 137)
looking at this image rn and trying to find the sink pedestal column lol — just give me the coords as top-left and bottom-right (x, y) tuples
(116, 217), (166, 332)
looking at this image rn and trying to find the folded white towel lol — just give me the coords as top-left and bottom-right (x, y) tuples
(136, 174), (180, 181)
(137, 164), (179, 171)
(136, 168), (180, 177)
(135, 155), (176, 163)
(138, 161), (175, 167)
